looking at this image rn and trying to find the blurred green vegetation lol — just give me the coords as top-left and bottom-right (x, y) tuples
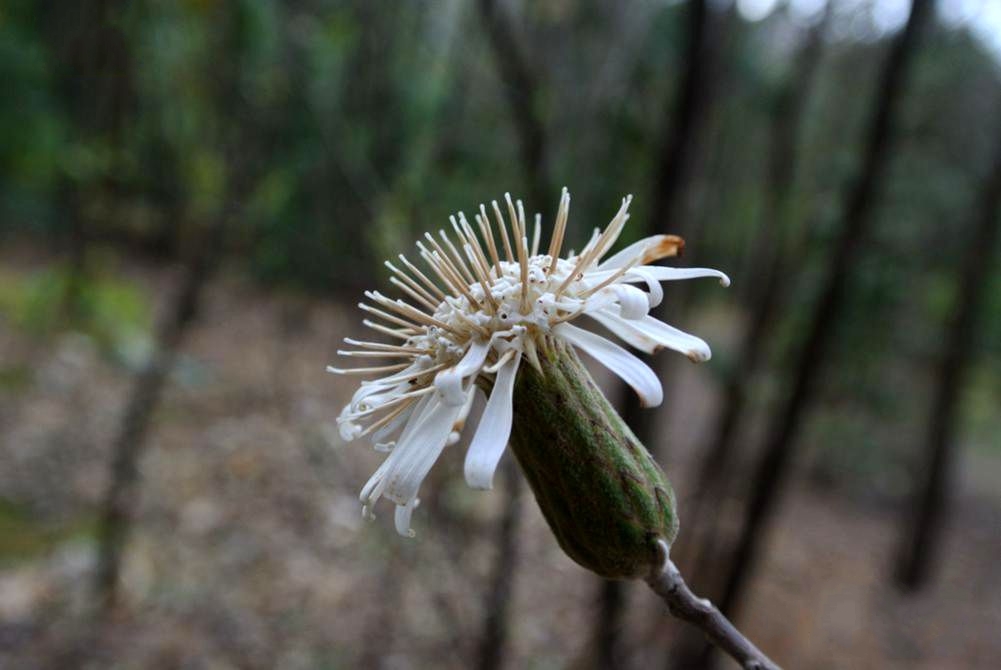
(0, 0), (999, 487)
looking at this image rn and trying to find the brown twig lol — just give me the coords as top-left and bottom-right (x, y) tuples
(645, 540), (781, 670)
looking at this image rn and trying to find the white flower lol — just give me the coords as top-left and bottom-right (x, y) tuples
(330, 189), (729, 537)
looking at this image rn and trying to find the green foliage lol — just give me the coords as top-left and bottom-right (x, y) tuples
(0, 498), (95, 564)
(0, 263), (152, 365)
(0, 0), (999, 495)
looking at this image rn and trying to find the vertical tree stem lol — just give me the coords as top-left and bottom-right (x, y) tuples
(712, 0), (933, 630)
(894, 110), (1001, 590)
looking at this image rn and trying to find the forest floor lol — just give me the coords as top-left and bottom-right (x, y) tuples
(0, 244), (999, 669)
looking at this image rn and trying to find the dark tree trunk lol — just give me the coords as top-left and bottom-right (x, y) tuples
(473, 2), (553, 666)
(478, 0), (554, 209)
(476, 460), (525, 670)
(597, 0), (720, 662)
(894, 117), (1001, 590)
(710, 0), (933, 639)
(93, 3), (257, 614)
(94, 218), (226, 612)
(619, 0), (716, 454)
(677, 1), (832, 579)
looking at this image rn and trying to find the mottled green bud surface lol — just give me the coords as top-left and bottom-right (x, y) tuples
(508, 339), (678, 579)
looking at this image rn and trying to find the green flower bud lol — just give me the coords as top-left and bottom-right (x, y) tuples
(509, 339), (678, 579)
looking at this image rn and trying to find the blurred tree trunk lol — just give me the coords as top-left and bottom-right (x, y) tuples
(894, 119), (1001, 590)
(476, 460), (525, 670)
(478, 0), (554, 208)
(93, 3), (259, 614)
(41, 0), (135, 321)
(472, 2), (553, 667)
(94, 215), (226, 612)
(594, 1), (722, 666)
(676, 0), (832, 584)
(703, 0), (933, 649)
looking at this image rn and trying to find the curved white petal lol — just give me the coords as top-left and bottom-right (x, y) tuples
(623, 267), (663, 307)
(434, 339), (490, 406)
(360, 392), (454, 512)
(464, 352), (521, 490)
(638, 266), (731, 286)
(611, 284), (650, 320)
(394, 498), (419, 538)
(382, 398), (463, 506)
(554, 322), (663, 407)
(587, 306), (712, 362)
(598, 234), (681, 270)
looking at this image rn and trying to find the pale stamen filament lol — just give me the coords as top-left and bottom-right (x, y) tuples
(344, 386), (434, 419)
(362, 319), (417, 340)
(358, 398), (418, 438)
(398, 254), (447, 300)
(326, 363), (409, 376)
(424, 248), (482, 311)
(547, 188), (570, 274)
(337, 350), (420, 359)
(342, 338), (428, 354)
(384, 260), (438, 306)
(491, 200), (515, 263)
(390, 277), (438, 312)
(475, 206), (503, 272)
(578, 259), (641, 299)
(531, 213), (542, 256)
(358, 302), (420, 331)
(432, 231), (475, 286)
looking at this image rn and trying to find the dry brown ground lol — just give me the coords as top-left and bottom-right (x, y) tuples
(0, 248), (998, 669)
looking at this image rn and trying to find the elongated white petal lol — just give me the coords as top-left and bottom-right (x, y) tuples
(433, 339), (490, 405)
(382, 398), (463, 505)
(590, 306), (712, 362)
(638, 266), (731, 286)
(554, 322), (662, 407)
(395, 498), (419, 538)
(464, 352), (521, 489)
(359, 393), (435, 504)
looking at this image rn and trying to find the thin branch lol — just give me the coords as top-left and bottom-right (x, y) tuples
(645, 541), (781, 670)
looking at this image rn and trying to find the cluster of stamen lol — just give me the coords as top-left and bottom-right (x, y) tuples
(334, 189), (635, 387)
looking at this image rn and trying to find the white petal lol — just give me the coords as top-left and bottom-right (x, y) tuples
(598, 234), (680, 270)
(554, 322), (663, 407)
(371, 401), (417, 443)
(611, 284), (650, 319)
(623, 267), (663, 307)
(585, 309), (662, 354)
(434, 339), (490, 405)
(638, 266), (731, 286)
(464, 352), (521, 490)
(358, 393), (435, 508)
(394, 498), (419, 538)
(382, 398), (463, 505)
(590, 306), (712, 362)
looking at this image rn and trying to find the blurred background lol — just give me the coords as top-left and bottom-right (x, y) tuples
(1, 0), (1000, 668)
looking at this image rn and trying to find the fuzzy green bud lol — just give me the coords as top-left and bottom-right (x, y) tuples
(508, 339), (679, 579)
